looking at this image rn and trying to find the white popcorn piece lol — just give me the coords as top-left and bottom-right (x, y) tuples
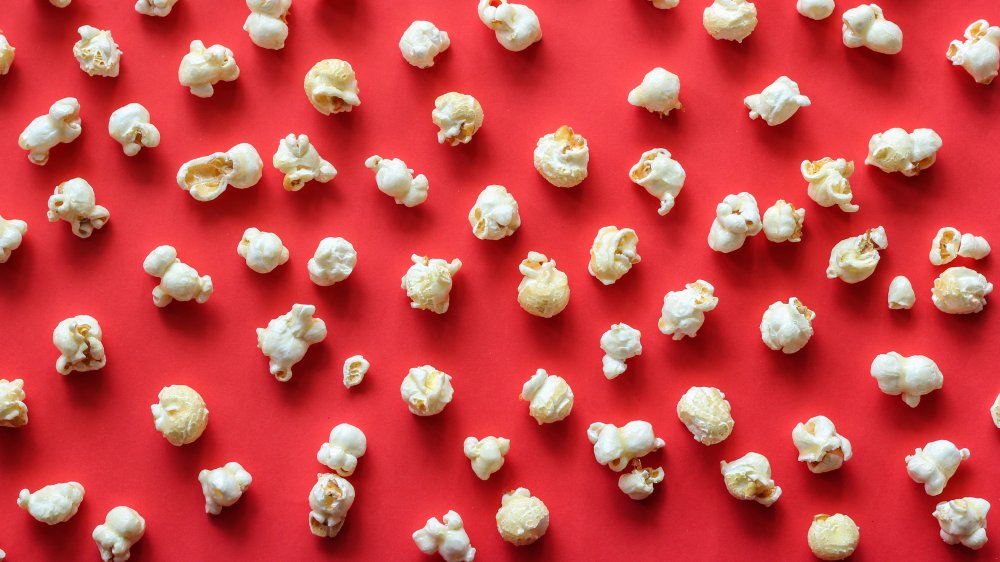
(469, 185), (520, 240)
(676, 387), (733, 445)
(177, 143), (263, 202)
(256, 304), (327, 382)
(744, 76), (811, 126)
(433, 92), (483, 145)
(47, 178), (110, 238)
(413, 510), (476, 562)
(521, 368), (574, 424)
(600, 323), (642, 380)
(0, 378), (28, 428)
(958, 233), (992, 260)
(762, 200), (805, 243)
(477, 0), (542, 52)
(533, 125), (589, 188)
(272, 134), (337, 191)
(888, 276), (915, 309)
(865, 128), (942, 176)
(399, 21), (450, 68)
(309, 237), (357, 287)
(244, 0), (291, 50)
(588, 226), (640, 285)
(73, 26), (121, 77)
(658, 280), (718, 339)
(198, 462), (252, 515)
(587, 420), (665, 472)
(179, 40), (239, 98)
(870, 352), (943, 407)
(18, 97), (82, 166)
(308, 473), (355, 538)
(517, 252), (570, 318)
(842, 4), (902, 54)
(365, 155), (429, 207)
(142, 245), (213, 307)
(930, 227), (990, 265)
(808, 514), (860, 561)
(618, 462), (665, 500)
(947, 20), (1000, 85)
(107, 104), (160, 157)
(630, 148), (686, 216)
(801, 158), (858, 213)
(932, 266), (993, 314)
(0, 215), (27, 264)
(826, 226), (888, 284)
(92, 506), (145, 562)
(401, 365), (454, 416)
(151, 385), (209, 446)
(53, 315), (105, 375)
(342, 355), (368, 388)
(703, 0), (758, 43)
(135, 0), (178, 17)
(628, 68), (682, 117)
(317, 423), (367, 476)
(496, 488), (548, 545)
(708, 192), (762, 253)
(237, 228), (289, 274)
(0, 32), (14, 75)
(304, 59), (359, 114)
(720, 452), (781, 506)
(463, 436), (510, 480)
(792, 416), (852, 474)
(650, 0), (679, 7)
(933, 497), (990, 550)
(992, 394), (1000, 428)
(906, 440), (970, 496)
(797, 0), (834, 20)
(402, 255), (462, 314)
(17, 482), (84, 524)
(51, 0), (72, 6)
(760, 298), (815, 354)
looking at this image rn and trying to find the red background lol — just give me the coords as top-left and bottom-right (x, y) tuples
(1, 0), (998, 560)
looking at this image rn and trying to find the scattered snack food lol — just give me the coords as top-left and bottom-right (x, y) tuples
(587, 420), (665, 471)
(273, 134), (337, 191)
(413, 510), (476, 562)
(477, 0), (542, 51)
(600, 323), (642, 380)
(534, 125), (589, 187)
(342, 355), (369, 388)
(179, 40), (239, 98)
(947, 20), (1000, 84)
(887, 275), (915, 309)
(929, 227), (990, 265)
(842, 4), (902, 54)
(628, 67), (682, 116)
(432, 92), (483, 145)
(932, 266), (992, 314)
(176, 143), (263, 201)
(791, 416), (852, 473)
(760, 298), (815, 354)
(676, 386), (734, 445)
(402, 255), (462, 313)
(762, 200), (805, 243)
(496, 488), (549, 545)
(797, 0), (835, 20)
(73, 26), (121, 77)
(135, 0), (178, 17)
(18, 97), (82, 166)
(238, 228), (289, 274)
(618, 462), (664, 500)
(308, 473), (355, 538)
(256, 304), (327, 382)
(905, 440), (970, 496)
(744, 76), (811, 126)
(463, 436), (510, 480)
(401, 365), (454, 416)
(199, 462), (252, 515)
(469, 185), (520, 240)
(521, 368), (574, 423)
(108, 104), (160, 156)
(720, 452), (781, 506)
(807, 513), (859, 560)
(92, 506), (145, 562)
(53, 315), (106, 375)
(400, 21), (451, 68)
(304, 59), (359, 114)
(309, 237), (357, 286)
(658, 280), (718, 339)
(801, 158), (858, 212)
(151, 384), (209, 446)
(703, 0), (758, 43)
(365, 155), (429, 207)
(630, 148), (686, 215)
(865, 128), (942, 176)
(870, 352), (943, 407)
(17, 482), (85, 524)
(826, 226), (887, 284)
(517, 252), (570, 318)
(244, 0), (291, 50)
(708, 192), (762, 253)
(0, 215), (27, 263)
(0, 378), (28, 428)
(933, 497), (990, 550)
(317, 423), (367, 477)
(588, 226), (640, 285)
(143, 245), (214, 307)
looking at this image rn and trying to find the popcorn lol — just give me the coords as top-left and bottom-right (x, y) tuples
(521, 368), (574, 424)
(238, 228), (289, 274)
(365, 155), (429, 207)
(600, 323), (642, 380)
(518, 252), (570, 318)
(677, 386), (734, 445)
(947, 20), (1000, 85)
(198, 462), (252, 515)
(865, 128), (942, 176)
(992, 394), (1000, 428)
(744, 76), (811, 126)
(151, 384), (209, 446)
(929, 227), (990, 265)
(629, 148), (686, 215)
(308, 473), (355, 538)
(808, 514), (860, 561)
(108, 104), (160, 157)
(792, 416), (852, 473)
(0, 378), (28, 428)
(432, 92), (483, 145)
(73, 26), (122, 77)
(720, 452), (782, 506)
(658, 280), (718, 339)
(309, 237), (357, 286)
(304, 59), (360, 114)
(47, 178), (110, 238)
(627, 68), (682, 117)
(401, 365), (454, 416)
(533, 125), (589, 188)
(842, 4), (902, 54)
(402, 255), (462, 313)
(469, 185), (520, 240)
(0, 32), (14, 75)
(179, 40), (239, 98)
(413, 510), (476, 562)
(618, 462), (664, 500)
(589, 226), (640, 285)
(51, 0), (72, 6)
(53, 315), (106, 375)
(933, 497), (990, 550)
(762, 200), (805, 243)
(256, 304), (327, 382)
(272, 134), (337, 191)
(17, 482), (84, 524)
(870, 352), (943, 407)
(176, 143), (263, 201)
(92, 506), (145, 562)
(399, 21), (450, 68)
(587, 420), (665, 471)
(760, 298), (815, 354)
(244, 0), (291, 50)
(932, 266), (993, 314)
(0, 215), (27, 264)
(888, 276), (915, 309)
(342, 355), (369, 388)
(463, 436), (510, 480)
(135, 0), (178, 17)
(906, 440), (970, 496)
(826, 226), (887, 284)
(317, 423), (367, 477)
(496, 488), (548, 545)
(477, 0), (542, 52)
(703, 0), (758, 43)
(650, 0), (679, 7)
(801, 158), (857, 212)
(797, 0), (834, 20)
(708, 192), (762, 253)
(142, 245), (213, 307)
(18, 97), (82, 165)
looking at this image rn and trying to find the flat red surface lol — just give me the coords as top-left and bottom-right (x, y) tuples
(1, 0), (998, 560)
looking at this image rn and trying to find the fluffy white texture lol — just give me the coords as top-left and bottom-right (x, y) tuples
(244, 0), (291, 50)
(142, 245), (213, 307)
(496, 488), (549, 545)
(797, 0), (834, 20)
(0, 378), (28, 428)
(273, 134), (337, 191)
(870, 352), (943, 407)
(842, 4), (902, 54)
(676, 386), (733, 445)
(17, 482), (84, 524)
(802, 158), (858, 212)
(199, 462), (252, 515)
(135, 0), (178, 17)
(0, 215), (27, 264)
(73, 26), (121, 77)
(521, 369), (573, 424)
(517, 251), (570, 318)
(477, 0), (542, 51)
(628, 67), (682, 116)
(618, 464), (664, 500)
(703, 0), (758, 42)
(762, 200), (805, 243)
(932, 266), (993, 314)
(179, 40), (239, 97)
(432, 92), (483, 145)
(650, 0), (679, 8)
(933, 498), (990, 550)
(533, 126), (589, 187)
(658, 280), (718, 339)
(317, 423), (367, 477)
(304, 59), (359, 114)
(888, 276), (915, 309)
(108, 103), (159, 156)
(992, 394), (1000, 428)
(600, 323), (642, 379)
(792, 416), (852, 473)
(929, 227), (990, 265)
(309, 237), (357, 286)
(906, 440), (970, 496)
(399, 21), (450, 68)
(151, 385), (208, 446)
(629, 148), (685, 215)
(808, 514), (860, 560)
(402, 255), (462, 313)
(365, 155), (428, 207)
(413, 510), (476, 562)
(720, 452), (781, 506)
(53, 315), (105, 375)
(308, 473), (355, 538)
(342, 355), (368, 388)
(760, 298), (815, 354)
(50, 0), (72, 6)
(401, 365), (454, 416)
(587, 420), (665, 472)
(238, 228), (289, 274)
(47, 178), (110, 238)
(463, 436), (510, 480)
(18, 97), (81, 166)
(866, 128), (942, 176)
(826, 226), (887, 283)
(708, 192), (762, 253)
(947, 20), (1000, 84)
(0, 33), (15, 75)
(256, 304), (327, 382)
(92, 506), (145, 562)
(176, 143), (263, 202)
(744, 76), (811, 126)
(588, 226), (640, 285)
(469, 185), (520, 240)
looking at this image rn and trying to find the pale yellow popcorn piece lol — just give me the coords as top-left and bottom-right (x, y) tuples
(760, 298), (815, 354)
(143, 245), (213, 307)
(703, 0), (758, 43)
(708, 192), (762, 253)
(176, 143), (263, 202)
(199, 462), (252, 515)
(0, 32), (15, 75)
(762, 200), (805, 243)
(650, 0), (679, 7)
(244, 0), (291, 50)
(309, 237), (357, 286)
(401, 365), (454, 416)
(618, 462), (665, 500)
(73, 26), (121, 77)
(432, 92), (483, 145)
(237, 228), (289, 274)
(304, 59), (360, 115)
(600, 323), (642, 380)
(0, 215), (27, 264)
(151, 384), (209, 446)
(588, 226), (640, 285)
(792, 416), (852, 473)
(802, 158), (857, 212)
(797, 0), (834, 20)
(826, 226), (887, 284)
(842, 4), (902, 54)
(630, 148), (686, 215)
(135, 0), (178, 17)
(517, 251), (570, 318)
(317, 423), (367, 477)
(720, 452), (781, 506)
(496, 488), (548, 545)
(991, 394), (1000, 428)
(273, 134), (337, 191)
(53, 315), (106, 375)
(256, 304), (327, 382)
(108, 103), (160, 157)
(744, 76), (810, 126)
(477, 0), (542, 52)
(520, 368), (573, 424)
(676, 386), (733, 445)
(905, 440), (970, 496)
(0, 378), (28, 428)
(947, 20), (1000, 84)
(402, 255), (462, 314)
(365, 155), (429, 207)
(413, 510), (476, 561)
(533, 125), (589, 188)
(628, 67), (681, 116)
(933, 498), (990, 550)
(342, 355), (368, 388)
(929, 227), (990, 265)
(866, 128), (942, 176)
(18, 97), (82, 166)
(47, 178), (110, 238)
(179, 40), (239, 98)
(469, 185), (520, 240)
(463, 436), (510, 480)
(808, 514), (860, 560)
(308, 473), (355, 538)
(870, 352), (943, 407)
(932, 266), (992, 314)
(17, 482), (84, 525)
(92, 506), (145, 562)
(587, 420), (665, 471)
(888, 275), (915, 309)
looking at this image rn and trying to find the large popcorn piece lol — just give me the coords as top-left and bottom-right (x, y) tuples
(826, 226), (887, 284)
(365, 155), (429, 207)
(802, 158), (857, 213)
(142, 245), (213, 307)
(400, 21), (451, 68)
(760, 298), (815, 354)
(618, 463), (665, 500)
(933, 497), (990, 550)
(0, 215), (27, 264)
(93, 507), (145, 562)
(630, 148), (686, 216)
(521, 368), (574, 424)
(477, 0), (542, 52)
(238, 228), (289, 274)
(658, 280), (718, 339)
(517, 252), (570, 318)
(587, 420), (665, 472)
(433, 92), (483, 145)
(199, 462), (252, 515)
(842, 4), (902, 54)
(762, 200), (805, 243)
(888, 275), (915, 309)
(304, 59), (360, 114)
(256, 304), (327, 382)
(932, 266), (992, 314)
(317, 423), (367, 477)
(47, 178), (110, 238)
(870, 352), (943, 407)
(179, 41), (239, 98)
(273, 134), (337, 191)
(413, 510), (476, 562)
(676, 386), (734, 445)
(589, 226), (640, 285)
(401, 365), (454, 416)
(135, 0), (178, 17)
(533, 126), (589, 188)
(929, 227), (990, 266)
(402, 255), (463, 314)
(600, 323), (642, 380)
(151, 385), (209, 446)
(496, 488), (549, 545)
(792, 416), (853, 473)
(469, 185), (520, 240)
(720, 452), (782, 506)
(18, 97), (82, 166)
(744, 77), (811, 126)
(865, 128), (942, 176)
(177, 143), (263, 202)
(309, 237), (357, 286)
(53, 315), (106, 375)
(0, 378), (28, 428)
(17, 482), (84, 524)
(108, 104), (160, 157)
(906, 440), (970, 496)
(342, 355), (369, 388)
(703, 0), (758, 43)
(463, 436), (510, 480)
(0, 32), (15, 75)
(628, 68), (682, 117)
(244, 0), (291, 50)
(797, 0), (834, 20)
(808, 514), (860, 561)
(947, 20), (1000, 85)
(73, 26), (122, 77)
(308, 473), (355, 538)
(708, 192), (762, 253)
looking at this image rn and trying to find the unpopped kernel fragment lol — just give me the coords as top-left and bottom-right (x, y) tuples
(18, 98), (82, 166)
(309, 238), (357, 286)
(413, 510), (476, 562)
(317, 423), (367, 477)
(629, 148), (686, 215)
(720, 452), (781, 506)
(496, 488), (548, 545)
(244, 0), (291, 50)
(238, 228), (289, 274)
(676, 386), (733, 445)
(870, 352), (943, 407)
(399, 21), (450, 68)
(802, 158), (858, 212)
(808, 513), (860, 560)
(888, 276), (915, 309)
(92, 506), (145, 562)
(304, 59), (359, 115)
(256, 304), (327, 382)
(826, 226), (887, 284)
(628, 67), (682, 117)
(0, 378), (28, 428)
(477, 0), (542, 52)
(587, 420), (665, 472)
(273, 134), (337, 191)
(866, 128), (942, 176)
(17, 482), (84, 524)
(143, 245), (213, 307)
(199, 462), (252, 515)
(73, 26), (121, 77)
(176, 143), (263, 202)
(432, 92), (483, 145)
(906, 440), (970, 496)
(932, 266), (992, 314)
(342, 355), (368, 388)
(151, 385), (209, 446)
(178, 40), (239, 98)
(588, 226), (640, 285)
(520, 369), (573, 424)
(744, 76), (811, 126)
(947, 20), (1000, 85)
(842, 4), (902, 54)
(517, 252), (570, 318)
(600, 323), (642, 380)
(534, 126), (589, 188)
(792, 416), (852, 473)
(401, 365), (454, 416)
(53, 315), (106, 375)
(760, 298), (815, 354)
(658, 280), (718, 339)
(762, 200), (805, 243)
(308, 473), (355, 538)
(708, 192), (762, 253)
(469, 185), (520, 240)
(933, 497), (990, 550)
(703, 0), (758, 43)
(463, 436), (510, 480)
